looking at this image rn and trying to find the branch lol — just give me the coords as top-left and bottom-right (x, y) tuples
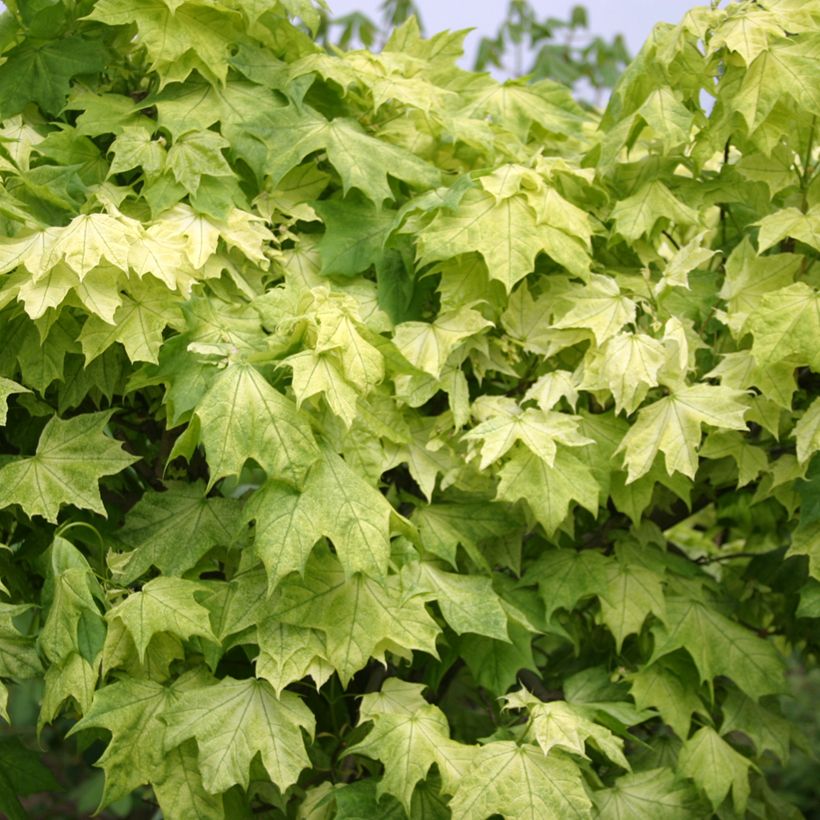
(694, 551), (762, 565)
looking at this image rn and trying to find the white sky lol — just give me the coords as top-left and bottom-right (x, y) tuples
(325, 0), (700, 61)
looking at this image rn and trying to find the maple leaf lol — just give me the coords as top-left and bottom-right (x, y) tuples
(678, 727), (753, 814)
(314, 195), (397, 277)
(255, 161), (330, 222)
(38, 537), (107, 673)
(0, 36), (107, 118)
(449, 741), (592, 820)
(73, 266), (126, 324)
(416, 188), (589, 291)
(721, 689), (792, 763)
(617, 384), (749, 482)
(79, 279), (183, 364)
(787, 521), (820, 581)
(284, 349), (360, 427)
(264, 549), (440, 684)
(0, 412), (137, 522)
(10, 256), (120, 325)
(13, 264), (75, 320)
(797, 580), (820, 618)
(628, 655), (704, 739)
(598, 553), (666, 651)
(414, 500), (523, 567)
(148, 204), (220, 269)
(100, 617), (184, 684)
(255, 620), (331, 697)
(580, 332), (667, 414)
(496, 446), (600, 535)
(650, 597), (785, 699)
(720, 237), (801, 326)
(162, 675), (315, 793)
(459, 622), (538, 696)
(85, 0), (241, 85)
(349, 680), (473, 811)
(38, 572), (106, 684)
(593, 768), (705, 819)
(194, 362), (320, 488)
(763, 37), (820, 122)
(524, 370), (579, 411)
(53, 212), (137, 277)
(410, 562), (510, 640)
(201, 565), (270, 645)
(0, 231), (54, 279)
(393, 306), (492, 379)
(529, 183), (594, 247)
(245, 479), (324, 587)
(500, 280), (585, 358)
(657, 231), (716, 291)
(246, 446), (394, 586)
(68, 677), (181, 807)
(152, 741), (224, 820)
(756, 206), (820, 254)
(525, 548), (611, 619)
(638, 87), (694, 150)
(0, 2), (818, 816)
(463, 405), (592, 470)
(106, 577), (217, 662)
(552, 275), (637, 345)
(312, 780), (410, 818)
(731, 50), (784, 133)
(507, 689), (629, 769)
(735, 145), (798, 198)
(747, 283), (820, 370)
(611, 181), (699, 241)
(707, 349), (795, 409)
(111, 481), (243, 584)
(108, 126), (166, 176)
(463, 77), (588, 141)
(314, 302), (385, 390)
(291, 50), (456, 115)
(166, 130), (233, 195)
(0, 603), (42, 684)
(710, 7), (785, 65)
(701, 430), (768, 487)
(263, 104), (440, 203)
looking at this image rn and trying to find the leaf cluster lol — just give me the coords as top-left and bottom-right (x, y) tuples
(0, 0), (818, 818)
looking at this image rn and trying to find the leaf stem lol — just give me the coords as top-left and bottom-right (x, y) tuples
(694, 551), (761, 565)
(801, 115), (816, 215)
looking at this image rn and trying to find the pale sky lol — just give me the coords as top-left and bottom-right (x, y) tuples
(326, 0), (701, 62)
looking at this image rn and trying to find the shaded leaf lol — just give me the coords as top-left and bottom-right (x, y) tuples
(107, 577), (217, 662)
(0, 411), (137, 522)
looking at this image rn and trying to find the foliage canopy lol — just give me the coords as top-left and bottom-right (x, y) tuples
(0, 0), (818, 817)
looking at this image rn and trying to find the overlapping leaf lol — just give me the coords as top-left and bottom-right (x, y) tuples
(162, 676), (315, 793)
(246, 445), (394, 585)
(349, 680), (473, 810)
(617, 385), (749, 482)
(194, 362), (319, 488)
(264, 550), (440, 684)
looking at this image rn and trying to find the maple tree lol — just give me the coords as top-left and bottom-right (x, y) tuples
(0, 0), (818, 817)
